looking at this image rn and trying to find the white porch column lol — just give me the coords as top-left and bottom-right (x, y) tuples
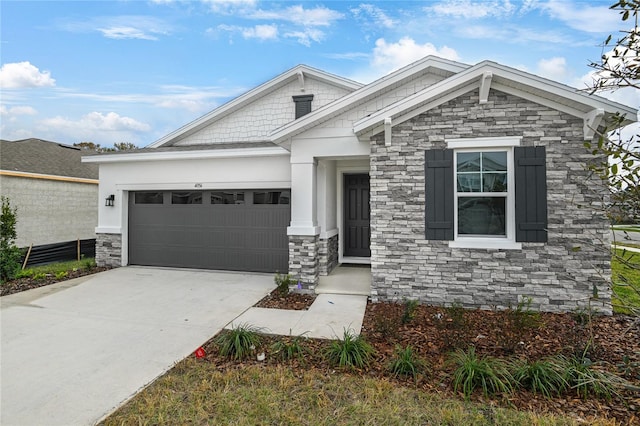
(287, 159), (320, 236)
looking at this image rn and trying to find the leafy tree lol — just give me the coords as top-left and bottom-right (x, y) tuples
(0, 197), (22, 283)
(73, 141), (139, 152)
(584, 0), (639, 314)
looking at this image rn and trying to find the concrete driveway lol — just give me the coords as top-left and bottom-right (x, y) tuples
(1, 267), (274, 426)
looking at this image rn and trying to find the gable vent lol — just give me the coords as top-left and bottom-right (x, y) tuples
(293, 94), (314, 119)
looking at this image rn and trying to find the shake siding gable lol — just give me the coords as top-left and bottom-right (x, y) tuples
(370, 88), (611, 314)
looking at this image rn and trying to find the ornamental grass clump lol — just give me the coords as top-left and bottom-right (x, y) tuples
(326, 329), (374, 369)
(388, 345), (428, 381)
(559, 353), (624, 400)
(510, 357), (568, 399)
(271, 333), (308, 362)
(215, 323), (262, 361)
(448, 346), (514, 400)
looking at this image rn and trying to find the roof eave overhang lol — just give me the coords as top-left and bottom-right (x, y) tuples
(353, 61), (638, 139)
(148, 65), (363, 149)
(82, 146), (290, 164)
(269, 56), (472, 146)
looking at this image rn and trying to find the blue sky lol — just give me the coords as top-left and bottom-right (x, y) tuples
(1, 0), (638, 147)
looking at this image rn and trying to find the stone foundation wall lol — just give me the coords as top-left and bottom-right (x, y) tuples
(318, 234), (339, 276)
(370, 89), (611, 314)
(96, 233), (122, 268)
(288, 235), (319, 291)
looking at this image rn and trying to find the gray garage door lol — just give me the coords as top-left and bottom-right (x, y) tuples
(128, 190), (290, 273)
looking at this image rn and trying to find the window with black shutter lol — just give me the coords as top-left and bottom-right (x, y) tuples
(293, 94), (314, 119)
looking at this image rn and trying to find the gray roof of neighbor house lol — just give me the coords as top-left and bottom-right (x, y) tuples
(0, 138), (99, 180)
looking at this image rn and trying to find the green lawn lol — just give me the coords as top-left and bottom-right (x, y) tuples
(611, 225), (640, 233)
(612, 249), (640, 315)
(102, 363), (605, 426)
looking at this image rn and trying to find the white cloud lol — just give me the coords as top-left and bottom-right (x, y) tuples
(284, 28), (325, 47)
(538, 0), (621, 34)
(215, 24), (278, 41)
(372, 37), (460, 73)
(249, 5), (343, 27)
(427, 0), (516, 19)
(351, 4), (396, 29)
(347, 37), (460, 83)
(202, 0), (257, 14)
(99, 26), (158, 40)
(0, 62), (56, 89)
(41, 112), (150, 133)
(536, 57), (569, 81)
(457, 24), (569, 45)
(0, 105), (37, 116)
(60, 16), (169, 40)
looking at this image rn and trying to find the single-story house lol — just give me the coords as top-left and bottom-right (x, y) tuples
(1, 138), (99, 248)
(83, 56), (637, 313)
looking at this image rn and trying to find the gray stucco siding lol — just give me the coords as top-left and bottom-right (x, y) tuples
(370, 89), (611, 314)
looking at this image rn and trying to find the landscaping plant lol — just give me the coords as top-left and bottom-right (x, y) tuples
(388, 345), (428, 381)
(559, 352), (624, 400)
(271, 333), (308, 362)
(0, 196), (22, 283)
(401, 299), (419, 324)
(510, 357), (568, 399)
(326, 329), (374, 369)
(274, 273), (294, 296)
(215, 323), (262, 361)
(449, 346), (514, 400)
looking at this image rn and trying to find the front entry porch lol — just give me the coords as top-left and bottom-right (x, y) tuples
(315, 264), (371, 296)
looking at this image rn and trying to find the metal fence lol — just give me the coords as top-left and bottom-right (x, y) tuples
(21, 239), (96, 268)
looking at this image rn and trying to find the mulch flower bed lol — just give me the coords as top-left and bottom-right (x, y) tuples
(203, 301), (640, 424)
(0, 267), (111, 297)
(254, 288), (316, 310)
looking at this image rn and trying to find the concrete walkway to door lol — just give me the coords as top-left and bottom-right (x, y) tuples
(0, 267), (274, 426)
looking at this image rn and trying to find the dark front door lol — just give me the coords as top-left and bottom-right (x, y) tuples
(344, 174), (371, 257)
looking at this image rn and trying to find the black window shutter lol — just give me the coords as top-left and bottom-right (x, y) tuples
(425, 149), (454, 240)
(293, 94), (314, 119)
(514, 146), (548, 242)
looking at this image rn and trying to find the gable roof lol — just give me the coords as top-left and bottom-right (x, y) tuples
(269, 56), (470, 146)
(148, 64), (363, 148)
(0, 138), (99, 179)
(352, 60), (638, 138)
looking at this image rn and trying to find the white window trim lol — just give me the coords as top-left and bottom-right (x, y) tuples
(447, 137), (522, 250)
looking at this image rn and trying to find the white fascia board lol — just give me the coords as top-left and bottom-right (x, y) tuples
(269, 56), (471, 144)
(353, 61), (637, 135)
(82, 146), (289, 164)
(148, 65), (362, 148)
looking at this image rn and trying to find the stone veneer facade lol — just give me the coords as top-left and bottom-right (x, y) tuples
(288, 235), (319, 291)
(96, 233), (122, 268)
(318, 234), (339, 276)
(369, 89), (611, 314)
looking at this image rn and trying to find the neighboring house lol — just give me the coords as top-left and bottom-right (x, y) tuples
(83, 56), (637, 314)
(0, 138), (99, 247)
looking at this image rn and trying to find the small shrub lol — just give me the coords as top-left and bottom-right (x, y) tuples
(496, 297), (541, 353)
(15, 269), (34, 279)
(271, 333), (307, 362)
(274, 273), (294, 296)
(434, 302), (469, 350)
(215, 324), (262, 361)
(55, 271), (68, 280)
(325, 329), (374, 369)
(401, 299), (419, 324)
(32, 272), (47, 281)
(83, 258), (97, 270)
(373, 312), (400, 339)
(0, 196), (22, 282)
(510, 357), (567, 398)
(559, 353), (624, 400)
(448, 346), (514, 400)
(388, 345), (427, 380)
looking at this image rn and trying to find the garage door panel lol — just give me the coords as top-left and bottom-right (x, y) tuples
(129, 190), (290, 273)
